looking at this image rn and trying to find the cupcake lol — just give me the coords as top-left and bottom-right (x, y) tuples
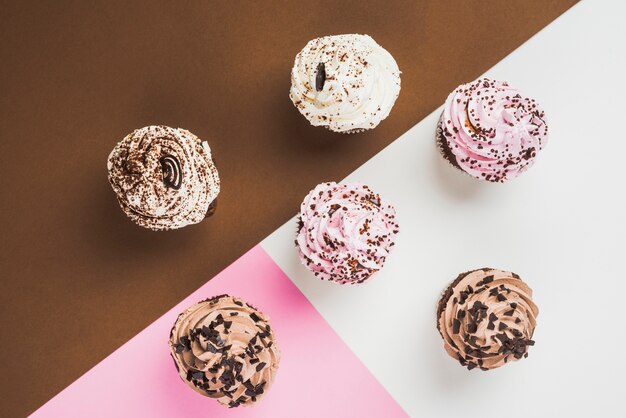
(107, 125), (220, 230)
(437, 78), (548, 182)
(295, 182), (399, 284)
(169, 295), (280, 408)
(437, 268), (538, 371)
(290, 34), (401, 133)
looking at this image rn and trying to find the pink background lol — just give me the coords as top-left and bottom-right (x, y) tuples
(31, 245), (406, 417)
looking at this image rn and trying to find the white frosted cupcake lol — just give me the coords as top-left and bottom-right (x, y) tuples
(107, 125), (220, 230)
(290, 34), (401, 133)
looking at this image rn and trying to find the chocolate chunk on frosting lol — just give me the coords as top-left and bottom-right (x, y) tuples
(295, 182), (399, 284)
(107, 125), (220, 230)
(169, 295), (280, 408)
(315, 62), (326, 92)
(290, 34), (401, 133)
(160, 154), (183, 190)
(437, 268), (538, 371)
(437, 78), (548, 182)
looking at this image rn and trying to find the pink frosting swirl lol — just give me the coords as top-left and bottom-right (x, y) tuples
(438, 78), (548, 182)
(295, 182), (399, 284)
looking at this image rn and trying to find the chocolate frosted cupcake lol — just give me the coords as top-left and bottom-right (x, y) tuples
(437, 78), (548, 182)
(107, 125), (220, 230)
(169, 295), (280, 408)
(437, 268), (538, 371)
(295, 182), (399, 284)
(290, 34), (401, 133)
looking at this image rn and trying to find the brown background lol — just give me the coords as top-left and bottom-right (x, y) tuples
(0, 1), (575, 416)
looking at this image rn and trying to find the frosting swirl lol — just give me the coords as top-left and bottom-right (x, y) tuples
(290, 34), (401, 133)
(107, 125), (220, 230)
(437, 268), (538, 371)
(295, 182), (399, 284)
(169, 295), (280, 408)
(438, 78), (548, 182)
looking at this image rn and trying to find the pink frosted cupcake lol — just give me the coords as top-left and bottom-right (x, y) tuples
(295, 182), (399, 284)
(437, 78), (548, 183)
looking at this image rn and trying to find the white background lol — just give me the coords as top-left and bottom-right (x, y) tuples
(262, 1), (626, 416)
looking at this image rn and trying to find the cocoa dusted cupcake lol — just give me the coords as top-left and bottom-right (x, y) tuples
(437, 268), (538, 371)
(107, 125), (220, 230)
(290, 34), (401, 133)
(295, 182), (399, 284)
(437, 78), (548, 182)
(169, 295), (280, 408)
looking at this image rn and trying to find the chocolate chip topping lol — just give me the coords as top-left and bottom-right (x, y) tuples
(315, 62), (326, 92)
(452, 319), (461, 334)
(160, 154), (182, 190)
